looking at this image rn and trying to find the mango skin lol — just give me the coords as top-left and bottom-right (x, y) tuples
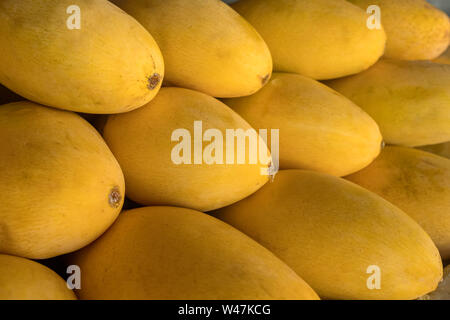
(103, 87), (269, 212)
(434, 48), (450, 65)
(0, 254), (76, 300)
(347, 146), (450, 259)
(348, 0), (450, 61)
(0, 102), (125, 259)
(111, 0), (272, 98)
(71, 206), (319, 300)
(420, 265), (450, 300)
(215, 170), (443, 300)
(223, 73), (383, 176)
(231, 0), (386, 80)
(326, 59), (450, 147)
(0, 0), (164, 114)
(419, 141), (450, 159)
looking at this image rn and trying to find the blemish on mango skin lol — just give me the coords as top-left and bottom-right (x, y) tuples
(109, 186), (122, 208)
(260, 74), (271, 86)
(376, 154), (444, 199)
(147, 73), (161, 90)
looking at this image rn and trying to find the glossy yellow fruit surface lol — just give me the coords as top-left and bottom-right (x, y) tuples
(103, 87), (269, 212)
(347, 146), (450, 259)
(223, 73), (383, 176)
(327, 59), (450, 146)
(216, 170), (443, 300)
(0, 254), (76, 300)
(111, 0), (272, 98)
(348, 0), (450, 60)
(231, 0), (386, 80)
(71, 206), (320, 300)
(0, 0), (164, 113)
(0, 102), (125, 259)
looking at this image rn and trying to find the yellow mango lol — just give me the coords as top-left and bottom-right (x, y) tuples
(348, 0), (450, 60)
(434, 48), (450, 65)
(215, 170), (442, 300)
(103, 87), (269, 212)
(0, 102), (125, 259)
(0, 0), (164, 114)
(0, 254), (76, 300)
(326, 59), (450, 147)
(347, 146), (450, 259)
(71, 206), (319, 300)
(231, 0), (386, 80)
(420, 265), (450, 300)
(110, 0), (272, 98)
(223, 73), (383, 176)
(418, 141), (450, 159)
(0, 84), (21, 105)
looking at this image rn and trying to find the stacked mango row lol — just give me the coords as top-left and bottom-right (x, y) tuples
(0, 0), (449, 300)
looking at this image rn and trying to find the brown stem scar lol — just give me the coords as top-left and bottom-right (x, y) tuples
(261, 74), (270, 86)
(109, 186), (122, 208)
(148, 73), (161, 90)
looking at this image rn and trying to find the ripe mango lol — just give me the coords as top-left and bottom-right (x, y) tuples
(0, 254), (76, 300)
(71, 206), (319, 300)
(348, 0), (450, 60)
(215, 170), (443, 300)
(347, 146), (450, 259)
(0, 84), (21, 105)
(231, 0), (386, 80)
(0, 102), (125, 259)
(111, 0), (272, 98)
(223, 73), (383, 177)
(434, 48), (450, 65)
(0, 0), (164, 114)
(103, 87), (269, 212)
(418, 142), (450, 159)
(420, 265), (450, 300)
(326, 59), (450, 146)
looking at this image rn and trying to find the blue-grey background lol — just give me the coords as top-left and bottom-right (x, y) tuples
(223, 0), (450, 14)
(428, 0), (450, 13)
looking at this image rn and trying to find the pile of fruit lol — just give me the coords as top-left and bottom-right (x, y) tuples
(0, 0), (449, 300)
